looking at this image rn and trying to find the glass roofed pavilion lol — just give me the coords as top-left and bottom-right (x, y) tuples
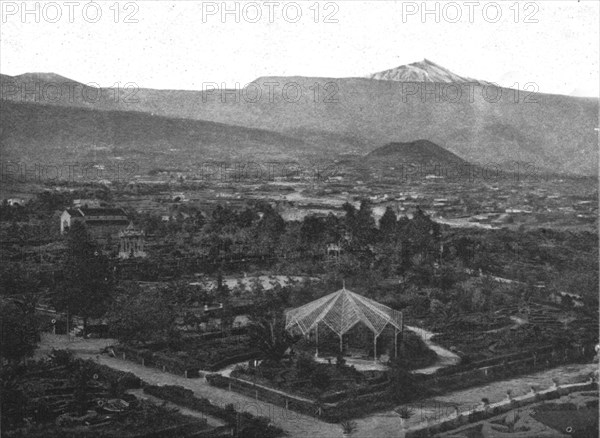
(285, 286), (403, 362)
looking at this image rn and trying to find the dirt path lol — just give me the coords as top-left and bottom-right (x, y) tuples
(34, 332), (116, 359)
(404, 325), (461, 374)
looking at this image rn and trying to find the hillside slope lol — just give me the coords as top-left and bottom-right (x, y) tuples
(2, 62), (598, 175)
(0, 101), (313, 176)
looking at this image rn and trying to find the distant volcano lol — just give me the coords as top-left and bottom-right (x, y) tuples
(368, 59), (489, 84)
(365, 140), (468, 168)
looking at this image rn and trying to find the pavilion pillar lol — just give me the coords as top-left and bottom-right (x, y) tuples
(339, 334), (343, 353)
(315, 324), (319, 358)
(373, 333), (378, 363)
(394, 328), (398, 358)
(399, 312), (404, 356)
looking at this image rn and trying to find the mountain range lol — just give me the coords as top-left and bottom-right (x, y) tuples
(1, 60), (598, 176)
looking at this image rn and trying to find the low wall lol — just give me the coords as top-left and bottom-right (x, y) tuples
(405, 381), (598, 438)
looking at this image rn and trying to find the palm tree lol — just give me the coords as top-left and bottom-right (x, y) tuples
(340, 420), (356, 435)
(247, 315), (297, 363)
(396, 406), (414, 429)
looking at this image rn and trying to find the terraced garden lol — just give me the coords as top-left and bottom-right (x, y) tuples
(0, 351), (213, 438)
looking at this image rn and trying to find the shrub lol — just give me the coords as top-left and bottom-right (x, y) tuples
(296, 353), (317, 378)
(397, 406), (415, 420)
(85, 361), (141, 389)
(387, 362), (420, 403)
(49, 349), (75, 368)
(310, 367), (331, 389)
(340, 420), (357, 434)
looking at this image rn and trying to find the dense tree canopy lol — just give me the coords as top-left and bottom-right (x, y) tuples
(52, 222), (113, 335)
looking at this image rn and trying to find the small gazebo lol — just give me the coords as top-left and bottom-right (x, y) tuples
(285, 286), (403, 362)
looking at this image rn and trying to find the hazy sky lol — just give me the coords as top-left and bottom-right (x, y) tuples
(1, 1), (599, 96)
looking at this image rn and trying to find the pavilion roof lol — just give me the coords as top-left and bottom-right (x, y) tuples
(285, 287), (402, 337)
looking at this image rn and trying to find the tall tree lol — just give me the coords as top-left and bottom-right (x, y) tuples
(379, 206), (398, 239)
(53, 222), (113, 336)
(0, 300), (39, 363)
(108, 284), (178, 343)
(255, 205), (285, 254)
(246, 285), (297, 363)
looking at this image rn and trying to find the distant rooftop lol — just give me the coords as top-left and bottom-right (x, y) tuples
(79, 207), (127, 217)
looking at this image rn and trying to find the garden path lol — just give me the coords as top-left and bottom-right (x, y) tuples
(403, 325), (461, 374)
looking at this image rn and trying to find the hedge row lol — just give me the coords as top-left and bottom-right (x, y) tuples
(428, 344), (557, 377)
(142, 328), (248, 351)
(83, 360), (142, 389)
(322, 390), (395, 422)
(114, 345), (260, 375)
(114, 345), (204, 377)
(319, 379), (390, 404)
(143, 385), (284, 438)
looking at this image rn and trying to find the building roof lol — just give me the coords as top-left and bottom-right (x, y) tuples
(119, 222), (144, 237)
(80, 208), (127, 217)
(64, 209), (84, 217)
(285, 287), (403, 337)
